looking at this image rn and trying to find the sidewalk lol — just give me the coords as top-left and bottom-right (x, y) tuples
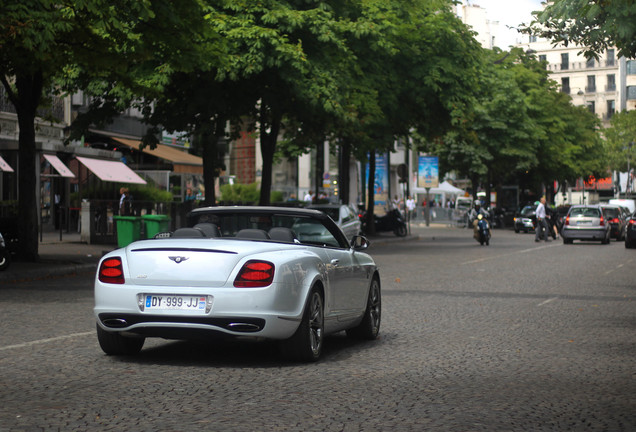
(0, 231), (113, 284)
(0, 222), (446, 284)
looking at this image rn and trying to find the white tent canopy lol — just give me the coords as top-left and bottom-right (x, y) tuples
(413, 180), (465, 196)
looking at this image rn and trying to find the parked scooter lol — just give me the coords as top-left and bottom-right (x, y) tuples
(473, 214), (491, 246)
(0, 232), (10, 271)
(360, 208), (408, 237)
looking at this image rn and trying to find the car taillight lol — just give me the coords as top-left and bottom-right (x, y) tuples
(98, 257), (125, 284)
(234, 260), (275, 287)
(565, 216), (570, 226)
(630, 219), (636, 226)
(599, 216), (605, 226)
(611, 218), (619, 224)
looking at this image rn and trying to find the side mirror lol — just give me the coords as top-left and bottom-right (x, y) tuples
(351, 235), (369, 251)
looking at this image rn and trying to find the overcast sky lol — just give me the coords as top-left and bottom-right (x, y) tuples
(463, 0), (545, 47)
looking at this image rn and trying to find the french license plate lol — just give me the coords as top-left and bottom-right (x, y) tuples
(145, 295), (207, 311)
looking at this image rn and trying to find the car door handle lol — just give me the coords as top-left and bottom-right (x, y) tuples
(330, 259), (339, 266)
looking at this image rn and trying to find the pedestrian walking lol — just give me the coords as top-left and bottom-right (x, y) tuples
(534, 196), (551, 242)
(119, 187), (132, 215)
(406, 196), (416, 221)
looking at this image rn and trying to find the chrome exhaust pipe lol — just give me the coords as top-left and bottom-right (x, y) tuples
(102, 318), (128, 328)
(226, 322), (261, 332)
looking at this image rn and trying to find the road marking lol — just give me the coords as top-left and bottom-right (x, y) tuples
(0, 331), (93, 352)
(537, 297), (558, 306)
(461, 243), (560, 265)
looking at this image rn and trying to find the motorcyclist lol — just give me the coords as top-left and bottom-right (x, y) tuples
(468, 200), (489, 225)
(473, 213), (491, 245)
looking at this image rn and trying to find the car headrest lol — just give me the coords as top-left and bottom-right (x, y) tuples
(268, 227), (298, 243)
(193, 223), (221, 238)
(172, 227), (205, 238)
(236, 229), (270, 240)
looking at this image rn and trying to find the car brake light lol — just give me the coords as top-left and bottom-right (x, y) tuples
(611, 218), (619, 224)
(98, 257), (125, 284)
(599, 216), (605, 226)
(565, 216), (570, 226)
(630, 219), (636, 225)
(234, 260), (275, 287)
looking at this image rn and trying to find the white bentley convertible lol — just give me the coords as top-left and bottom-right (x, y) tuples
(94, 206), (381, 362)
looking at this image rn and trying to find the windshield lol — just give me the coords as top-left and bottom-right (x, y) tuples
(602, 207), (620, 218)
(520, 206), (536, 217)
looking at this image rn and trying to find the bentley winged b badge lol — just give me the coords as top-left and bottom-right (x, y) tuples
(168, 256), (189, 264)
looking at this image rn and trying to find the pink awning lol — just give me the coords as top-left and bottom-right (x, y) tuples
(43, 154), (75, 178)
(76, 156), (146, 184)
(0, 156), (14, 172)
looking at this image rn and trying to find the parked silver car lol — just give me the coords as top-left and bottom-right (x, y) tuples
(308, 204), (363, 241)
(561, 205), (611, 244)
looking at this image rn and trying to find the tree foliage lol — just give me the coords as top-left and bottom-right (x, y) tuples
(0, 0), (216, 261)
(421, 46), (604, 199)
(524, 0), (636, 59)
(604, 110), (636, 173)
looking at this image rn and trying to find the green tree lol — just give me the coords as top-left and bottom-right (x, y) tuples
(524, 0), (636, 59)
(425, 46), (605, 201)
(604, 110), (636, 174)
(1, 0), (215, 261)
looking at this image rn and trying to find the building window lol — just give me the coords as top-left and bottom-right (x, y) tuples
(607, 100), (615, 120)
(539, 54), (547, 66)
(627, 60), (636, 75)
(561, 77), (570, 94)
(587, 101), (595, 113)
(606, 49), (615, 67)
(627, 86), (636, 100)
(586, 57), (595, 68)
(586, 75), (596, 93)
(606, 74), (616, 91)
(561, 53), (569, 70)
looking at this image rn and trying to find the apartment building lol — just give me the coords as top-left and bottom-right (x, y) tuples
(520, 38), (636, 126)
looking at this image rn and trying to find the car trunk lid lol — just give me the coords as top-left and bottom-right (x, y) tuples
(122, 239), (285, 287)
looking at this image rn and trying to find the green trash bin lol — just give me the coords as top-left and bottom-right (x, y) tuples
(142, 214), (171, 239)
(113, 215), (142, 248)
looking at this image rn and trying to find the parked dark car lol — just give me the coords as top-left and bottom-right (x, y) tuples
(625, 212), (636, 248)
(600, 204), (626, 241)
(514, 205), (537, 233)
(555, 205), (571, 233)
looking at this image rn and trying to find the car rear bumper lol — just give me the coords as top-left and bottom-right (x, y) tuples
(562, 227), (609, 240)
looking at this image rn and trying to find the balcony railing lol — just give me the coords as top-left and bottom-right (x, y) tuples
(1, 86), (65, 123)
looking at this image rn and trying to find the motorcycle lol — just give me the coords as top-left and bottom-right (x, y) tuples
(0, 232), (10, 271)
(360, 208), (407, 237)
(473, 214), (491, 246)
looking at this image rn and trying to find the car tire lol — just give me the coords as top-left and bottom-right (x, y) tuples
(563, 238), (573, 244)
(514, 227), (519, 233)
(96, 323), (144, 355)
(280, 287), (324, 362)
(0, 250), (10, 271)
(626, 239), (634, 249)
(347, 277), (381, 340)
(601, 235), (610, 245)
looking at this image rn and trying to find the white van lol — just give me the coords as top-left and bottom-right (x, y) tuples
(608, 199), (635, 214)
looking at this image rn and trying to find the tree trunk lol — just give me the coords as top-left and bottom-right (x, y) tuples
(200, 126), (216, 207)
(14, 72), (43, 262)
(314, 140), (324, 202)
(339, 140), (351, 205)
(366, 152), (376, 235)
(258, 106), (281, 206)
